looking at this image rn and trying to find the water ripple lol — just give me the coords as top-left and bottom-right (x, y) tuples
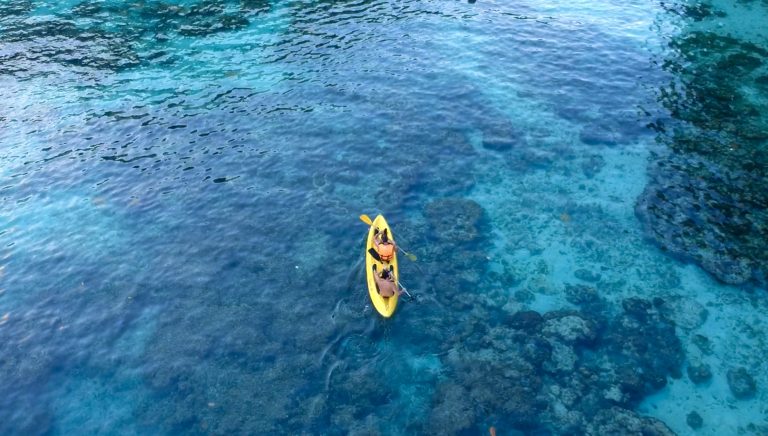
(2, 0), (767, 434)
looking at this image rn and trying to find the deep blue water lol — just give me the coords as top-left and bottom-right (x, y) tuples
(1, 0), (767, 434)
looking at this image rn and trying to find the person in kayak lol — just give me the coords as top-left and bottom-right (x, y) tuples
(372, 228), (397, 262)
(374, 265), (402, 298)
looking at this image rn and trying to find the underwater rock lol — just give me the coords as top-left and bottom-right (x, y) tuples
(687, 363), (713, 385)
(689, 3), (726, 20)
(481, 120), (521, 152)
(659, 297), (708, 330)
(581, 154), (606, 178)
(482, 137), (516, 152)
(424, 198), (484, 242)
(441, 130), (475, 155)
(605, 298), (684, 396)
(603, 385), (626, 403)
(574, 268), (601, 283)
(691, 334), (713, 355)
(565, 284), (600, 306)
(745, 423), (768, 434)
(687, 411), (704, 429)
(547, 404), (587, 436)
(727, 367), (757, 399)
(717, 52), (763, 74)
(517, 147), (558, 169)
(428, 383), (476, 433)
(621, 297), (655, 321)
(515, 335), (553, 366)
(564, 284), (607, 317)
(579, 124), (617, 146)
(639, 25), (768, 288)
(541, 312), (597, 346)
(514, 289), (535, 303)
(499, 393), (547, 430)
(613, 364), (645, 401)
(508, 310), (544, 331)
(462, 303), (689, 433)
(544, 341), (578, 373)
(453, 353), (544, 430)
(661, 1), (726, 21)
(586, 407), (675, 436)
(699, 255), (755, 285)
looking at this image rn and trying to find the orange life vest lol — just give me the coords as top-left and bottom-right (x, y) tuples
(377, 243), (394, 262)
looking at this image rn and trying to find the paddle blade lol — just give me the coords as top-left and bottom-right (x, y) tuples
(406, 253), (417, 261)
(359, 214), (373, 225)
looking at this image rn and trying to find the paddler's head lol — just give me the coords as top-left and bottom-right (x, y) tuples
(380, 268), (391, 280)
(381, 229), (389, 243)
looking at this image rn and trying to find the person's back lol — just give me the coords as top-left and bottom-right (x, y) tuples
(375, 267), (401, 297)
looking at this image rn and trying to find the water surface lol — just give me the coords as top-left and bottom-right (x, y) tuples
(1, 0), (767, 434)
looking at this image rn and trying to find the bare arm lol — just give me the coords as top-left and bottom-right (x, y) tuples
(391, 276), (402, 296)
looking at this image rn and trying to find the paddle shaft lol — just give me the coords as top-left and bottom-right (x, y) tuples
(397, 281), (413, 298)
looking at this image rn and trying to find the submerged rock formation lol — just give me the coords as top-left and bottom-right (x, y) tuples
(635, 153), (766, 285)
(727, 367), (757, 400)
(637, 29), (768, 286)
(430, 293), (684, 434)
(586, 407), (675, 436)
(687, 363), (713, 385)
(687, 411), (704, 430)
(424, 197), (485, 243)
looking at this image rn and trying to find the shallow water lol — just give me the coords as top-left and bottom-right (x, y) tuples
(1, 0), (767, 434)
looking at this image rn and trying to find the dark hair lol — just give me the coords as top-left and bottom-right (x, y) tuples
(381, 269), (390, 279)
(381, 229), (389, 243)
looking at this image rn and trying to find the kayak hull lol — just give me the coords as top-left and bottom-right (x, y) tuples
(365, 214), (399, 318)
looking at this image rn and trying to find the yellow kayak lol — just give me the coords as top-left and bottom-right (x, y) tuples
(365, 214), (399, 318)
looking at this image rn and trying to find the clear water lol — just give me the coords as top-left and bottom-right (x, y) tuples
(1, 0), (767, 434)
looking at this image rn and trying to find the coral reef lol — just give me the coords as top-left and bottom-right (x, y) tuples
(687, 363), (713, 385)
(425, 291), (685, 434)
(424, 198), (485, 243)
(2, 0), (764, 434)
(727, 367), (757, 400)
(687, 411), (703, 430)
(427, 384), (476, 433)
(637, 28), (768, 286)
(586, 407), (675, 435)
(481, 120), (522, 152)
(635, 154), (766, 285)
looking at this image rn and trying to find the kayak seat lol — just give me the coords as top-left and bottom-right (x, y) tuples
(368, 247), (382, 262)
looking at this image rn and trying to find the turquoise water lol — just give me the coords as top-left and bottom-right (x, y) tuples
(1, 0), (767, 434)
